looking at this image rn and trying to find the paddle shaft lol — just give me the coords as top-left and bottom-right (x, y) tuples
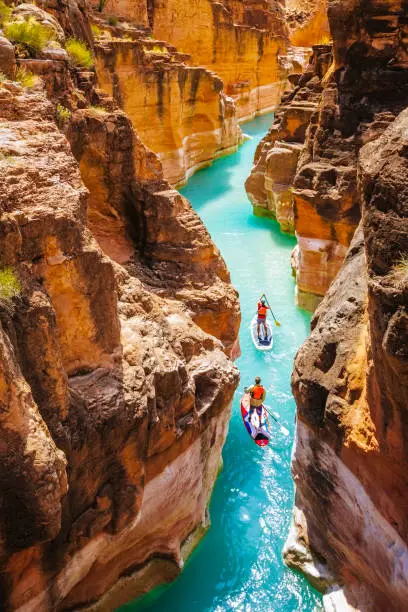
(262, 405), (288, 434)
(260, 293), (280, 326)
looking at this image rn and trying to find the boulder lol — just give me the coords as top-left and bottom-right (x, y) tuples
(0, 33), (16, 78)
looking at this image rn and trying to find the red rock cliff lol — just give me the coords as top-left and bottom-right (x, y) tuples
(0, 3), (241, 609)
(284, 0), (408, 609)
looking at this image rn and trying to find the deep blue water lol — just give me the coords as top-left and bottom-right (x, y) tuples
(121, 114), (321, 612)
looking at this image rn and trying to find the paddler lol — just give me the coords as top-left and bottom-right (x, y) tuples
(245, 376), (266, 424)
(257, 296), (270, 340)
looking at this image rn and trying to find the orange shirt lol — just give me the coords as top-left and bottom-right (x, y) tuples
(257, 302), (269, 318)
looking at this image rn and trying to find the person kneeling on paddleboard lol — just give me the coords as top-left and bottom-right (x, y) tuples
(257, 297), (270, 340)
(245, 376), (266, 423)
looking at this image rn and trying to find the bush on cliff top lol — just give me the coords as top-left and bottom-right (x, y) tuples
(15, 66), (38, 88)
(56, 103), (71, 126)
(0, 0), (11, 26)
(90, 23), (102, 37)
(390, 254), (408, 288)
(0, 267), (21, 310)
(65, 37), (93, 69)
(4, 17), (55, 57)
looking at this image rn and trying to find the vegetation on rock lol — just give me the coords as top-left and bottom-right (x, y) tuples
(0, 0), (11, 26)
(4, 17), (54, 57)
(0, 266), (21, 309)
(15, 66), (38, 88)
(389, 254), (408, 287)
(65, 37), (93, 68)
(56, 103), (71, 126)
(91, 23), (102, 37)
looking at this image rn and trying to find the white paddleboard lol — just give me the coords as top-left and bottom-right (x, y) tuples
(250, 315), (273, 351)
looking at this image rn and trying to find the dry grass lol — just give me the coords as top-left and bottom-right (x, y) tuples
(56, 103), (71, 126)
(4, 17), (54, 57)
(388, 254), (408, 288)
(0, 267), (21, 311)
(0, 0), (11, 26)
(90, 105), (108, 114)
(144, 44), (167, 54)
(65, 37), (93, 68)
(319, 33), (332, 45)
(91, 23), (102, 37)
(15, 66), (38, 88)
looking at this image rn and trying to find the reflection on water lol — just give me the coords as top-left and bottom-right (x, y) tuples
(121, 114), (321, 612)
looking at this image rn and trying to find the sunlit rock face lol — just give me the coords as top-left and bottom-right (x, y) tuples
(94, 37), (242, 186)
(151, 0), (288, 121)
(286, 107), (408, 612)
(285, 0), (330, 46)
(290, 0), (408, 310)
(0, 7), (240, 605)
(245, 44), (332, 233)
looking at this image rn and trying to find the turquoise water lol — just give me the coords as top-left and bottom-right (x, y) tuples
(122, 114), (321, 612)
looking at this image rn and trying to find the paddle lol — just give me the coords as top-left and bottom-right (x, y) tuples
(263, 405), (290, 436)
(260, 293), (281, 327)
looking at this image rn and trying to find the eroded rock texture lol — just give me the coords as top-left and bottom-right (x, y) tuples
(95, 0), (328, 123)
(248, 0), (408, 312)
(286, 101), (408, 612)
(94, 37), (242, 186)
(0, 20), (240, 612)
(292, 0), (408, 310)
(245, 44), (332, 233)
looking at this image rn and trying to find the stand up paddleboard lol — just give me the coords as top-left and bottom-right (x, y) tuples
(240, 394), (271, 447)
(250, 315), (273, 351)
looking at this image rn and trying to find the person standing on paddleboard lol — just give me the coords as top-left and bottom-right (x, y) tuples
(245, 376), (266, 424)
(257, 297), (270, 340)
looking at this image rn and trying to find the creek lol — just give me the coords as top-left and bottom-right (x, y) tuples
(124, 113), (321, 612)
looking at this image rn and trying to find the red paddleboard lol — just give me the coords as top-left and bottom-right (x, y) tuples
(240, 394), (271, 447)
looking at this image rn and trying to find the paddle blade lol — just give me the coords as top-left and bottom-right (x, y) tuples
(280, 425), (290, 436)
(275, 321), (281, 327)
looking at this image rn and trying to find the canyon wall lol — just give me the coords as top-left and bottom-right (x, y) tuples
(285, 0), (408, 609)
(247, 0), (408, 311)
(0, 3), (241, 609)
(94, 33), (241, 186)
(151, 0), (289, 121)
(245, 43), (332, 233)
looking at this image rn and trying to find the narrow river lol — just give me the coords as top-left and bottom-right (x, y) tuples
(125, 114), (321, 612)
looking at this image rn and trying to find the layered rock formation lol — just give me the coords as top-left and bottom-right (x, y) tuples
(94, 0), (328, 123)
(292, 0), (408, 309)
(151, 0), (289, 121)
(0, 3), (241, 609)
(247, 0), (408, 311)
(287, 111), (408, 611)
(245, 43), (332, 233)
(94, 32), (242, 185)
(285, 0), (408, 608)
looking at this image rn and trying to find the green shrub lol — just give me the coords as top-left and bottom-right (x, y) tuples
(0, 0), (11, 26)
(389, 254), (408, 287)
(65, 37), (93, 68)
(0, 267), (21, 308)
(144, 44), (167, 54)
(90, 105), (107, 114)
(91, 23), (102, 37)
(0, 71), (8, 83)
(4, 18), (54, 57)
(107, 15), (118, 26)
(56, 103), (71, 126)
(15, 66), (38, 88)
